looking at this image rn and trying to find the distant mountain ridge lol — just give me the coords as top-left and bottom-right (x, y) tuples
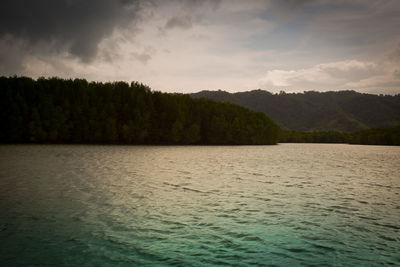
(190, 90), (400, 132)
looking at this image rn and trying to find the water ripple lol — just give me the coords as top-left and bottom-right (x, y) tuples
(0, 144), (399, 266)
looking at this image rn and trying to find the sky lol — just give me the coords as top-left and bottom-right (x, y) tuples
(1, 0), (400, 94)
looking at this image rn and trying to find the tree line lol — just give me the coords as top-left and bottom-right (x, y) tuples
(279, 127), (400, 146)
(0, 76), (280, 145)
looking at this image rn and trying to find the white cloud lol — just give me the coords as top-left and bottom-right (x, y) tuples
(3, 0), (400, 95)
(258, 59), (400, 94)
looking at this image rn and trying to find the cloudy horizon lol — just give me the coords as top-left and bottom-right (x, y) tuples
(1, 0), (400, 94)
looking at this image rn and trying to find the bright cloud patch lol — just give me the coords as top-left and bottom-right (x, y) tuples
(258, 60), (400, 93)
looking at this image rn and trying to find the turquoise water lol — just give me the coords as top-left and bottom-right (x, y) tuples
(0, 144), (399, 266)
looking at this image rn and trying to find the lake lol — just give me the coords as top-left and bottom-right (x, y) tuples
(0, 144), (399, 266)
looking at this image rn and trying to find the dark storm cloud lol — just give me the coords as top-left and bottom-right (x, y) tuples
(0, 0), (140, 64)
(165, 16), (193, 30)
(0, 36), (27, 74)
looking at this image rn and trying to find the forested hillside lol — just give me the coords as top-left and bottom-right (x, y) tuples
(0, 77), (279, 145)
(191, 90), (400, 132)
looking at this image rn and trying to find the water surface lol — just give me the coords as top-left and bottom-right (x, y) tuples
(0, 144), (399, 266)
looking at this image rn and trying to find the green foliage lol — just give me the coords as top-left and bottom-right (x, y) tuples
(191, 90), (400, 132)
(279, 130), (348, 144)
(0, 76), (280, 145)
(348, 126), (400, 146)
(279, 126), (400, 146)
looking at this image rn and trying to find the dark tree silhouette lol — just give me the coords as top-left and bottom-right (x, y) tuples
(0, 76), (280, 145)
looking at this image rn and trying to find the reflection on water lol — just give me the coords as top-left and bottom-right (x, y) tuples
(0, 144), (399, 266)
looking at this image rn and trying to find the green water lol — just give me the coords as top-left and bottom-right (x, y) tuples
(0, 144), (399, 266)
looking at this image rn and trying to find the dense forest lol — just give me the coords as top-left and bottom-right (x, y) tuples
(280, 126), (400, 146)
(191, 90), (400, 132)
(0, 76), (280, 145)
(1, 76), (399, 146)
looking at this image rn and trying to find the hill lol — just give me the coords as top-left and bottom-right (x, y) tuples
(0, 77), (279, 145)
(191, 90), (400, 132)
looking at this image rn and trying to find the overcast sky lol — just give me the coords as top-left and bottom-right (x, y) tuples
(1, 0), (400, 94)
